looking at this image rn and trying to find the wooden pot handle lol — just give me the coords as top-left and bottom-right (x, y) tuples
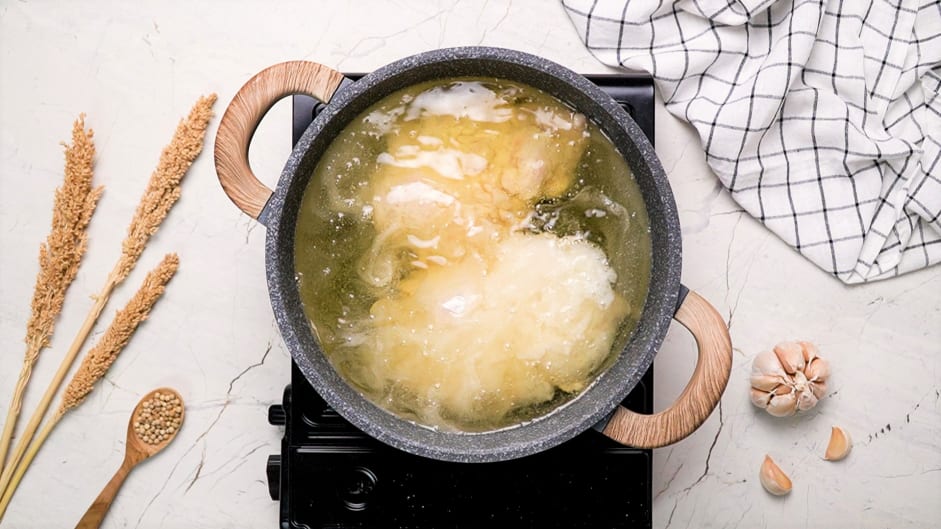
(214, 61), (347, 221)
(602, 290), (732, 448)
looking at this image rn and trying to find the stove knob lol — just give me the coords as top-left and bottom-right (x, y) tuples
(341, 467), (377, 512)
(268, 404), (286, 426)
(266, 454), (281, 501)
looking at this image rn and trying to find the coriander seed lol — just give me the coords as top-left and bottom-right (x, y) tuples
(133, 392), (184, 445)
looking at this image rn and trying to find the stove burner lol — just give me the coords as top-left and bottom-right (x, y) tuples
(269, 73), (656, 529)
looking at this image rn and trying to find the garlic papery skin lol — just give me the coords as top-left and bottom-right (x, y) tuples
(824, 426), (852, 461)
(749, 341), (830, 416)
(759, 455), (792, 496)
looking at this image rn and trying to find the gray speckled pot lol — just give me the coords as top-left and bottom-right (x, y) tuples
(235, 48), (684, 463)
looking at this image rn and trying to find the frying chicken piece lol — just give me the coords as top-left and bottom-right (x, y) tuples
(359, 81), (590, 287)
(355, 232), (628, 428)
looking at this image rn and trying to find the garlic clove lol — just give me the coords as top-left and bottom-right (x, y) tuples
(759, 455), (792, 496)
(796, 388), (818, 411)
(805, 357), (830, 381)
(799, 341), (818, 363)
(773, 342), (806, 374)
(766, 391), (798, 417)
(750, 388), (773, 408)
(750, 374), (788, 392)
(824, 426), (852, 461)
(752, 350), (789, 378)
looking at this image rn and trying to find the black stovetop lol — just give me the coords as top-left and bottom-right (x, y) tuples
(266, 73), (656, 529)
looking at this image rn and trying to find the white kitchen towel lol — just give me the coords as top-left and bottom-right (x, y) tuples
(562, 0), (941, 283)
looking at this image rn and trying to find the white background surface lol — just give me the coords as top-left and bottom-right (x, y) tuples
(1, 1), (938, 528)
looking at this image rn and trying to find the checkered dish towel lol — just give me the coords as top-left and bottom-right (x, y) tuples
(562, 0), (941, 283)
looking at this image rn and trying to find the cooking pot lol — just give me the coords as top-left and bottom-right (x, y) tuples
(214, 47), (732, 462)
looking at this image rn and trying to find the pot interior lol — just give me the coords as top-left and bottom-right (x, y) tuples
(265, 47), (681, 462)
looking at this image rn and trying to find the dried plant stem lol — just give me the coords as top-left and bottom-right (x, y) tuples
(0, 413), (61, 519)
(0, 254), (179, 518)
(0, 116), (101, 472)
(0, 363), (40, 473)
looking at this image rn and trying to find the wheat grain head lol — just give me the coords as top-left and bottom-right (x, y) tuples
(115, 94), (216, 282)
(58, 253), (180, 415)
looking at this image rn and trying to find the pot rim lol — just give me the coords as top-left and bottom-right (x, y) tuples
(264, 47), (682, 462)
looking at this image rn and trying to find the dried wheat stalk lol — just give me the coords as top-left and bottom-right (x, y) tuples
(0, 94), (216, 500)
(0, 116), (102, 473)
(115, 94), (216, 282)
(0, 255), (179, 517)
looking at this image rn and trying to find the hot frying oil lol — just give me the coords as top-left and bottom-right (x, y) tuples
(294, 78), (651, 431)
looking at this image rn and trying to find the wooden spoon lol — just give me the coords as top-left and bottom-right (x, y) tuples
(74, 388), (184, 529)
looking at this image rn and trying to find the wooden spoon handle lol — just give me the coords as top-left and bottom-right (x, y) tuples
(74, 461), (133, 529)
(601, 289), (732, 448)
(214, 60), (347, 221)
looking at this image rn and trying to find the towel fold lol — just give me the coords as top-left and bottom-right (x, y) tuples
(563, 0), (941, 283)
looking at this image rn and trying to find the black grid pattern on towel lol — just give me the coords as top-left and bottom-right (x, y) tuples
(562, 0), (941, 283)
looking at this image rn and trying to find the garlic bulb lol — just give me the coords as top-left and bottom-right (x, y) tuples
(750, 341), (829, 417)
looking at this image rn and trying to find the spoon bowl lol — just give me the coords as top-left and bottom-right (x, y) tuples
(125, 387), (185, 460)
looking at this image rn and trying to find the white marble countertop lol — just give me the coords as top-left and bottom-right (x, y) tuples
(1, 1), (938, 528)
